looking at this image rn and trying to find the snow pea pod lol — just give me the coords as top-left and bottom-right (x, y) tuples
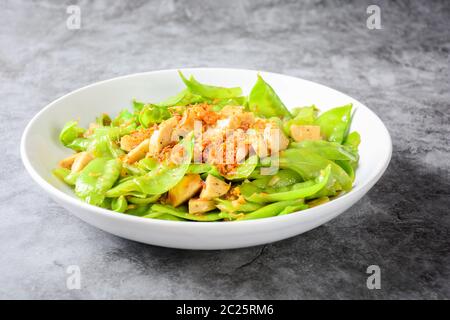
(278, 203), (309, 216)
(87, 134), (124, 158)
(187, 163), (213, 174)
(315, 104), (352, 143)
(238, 199), (304, 220)
(251, 169), (302, 189)
(246, 165), (331, 203)
(105, 135), (193, 196)
(179, 71), (242, 99)
(150, 204), (228, 222)
(75, 158), (122, 206)
(125, 205), (151, 217)
(139, 104), (171, 127)
(290, 140), (358, 162)
(225, 155), (258, 180)
(248, 75), (292, 119)
(156, 88), (205, 107)
(283, 105), (318, 135)
(280, 148), (352, 194)
(155, 214), (186, 221)
(52, 168), (70, 181)
(215, 199), (263, 213)
(67, 138), (89, 152)
(59, 121), (85, 146)
(111, 196), (127, 213)
(127, 194), (160, 205)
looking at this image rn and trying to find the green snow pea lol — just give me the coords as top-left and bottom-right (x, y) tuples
(64, 171), (80, 186)
(155, 214), (186, 221)
(278, 203), (309, 216)
(122, 163), (147, 177)
(290, 140), (358, 162)
(139, 104), (171, 127)
(225, 155), (259, 180)
(279, 148), (352, 194)
(215, 199), (263, 213)
(315, 104), (352, 143)
(96, 113), (111, 126)
(105, 135), (194, 197)
(338, 131), (361, 180)
(66, 138), (89, 152)
(252, 169), (302, 189)
(211, 96), (248, 111)
(111, 196), (127, 213)
(127, 194), (160, 205)
(335, 160), (355, 182)
(99, 198), (112, 209)
(187, 163), (213, 174)
(87, 134), (124, 158)
(237, 199), (304, 220)
(344, 131), (361, 150)
(112, 109), (136, 126)
(156, 88), (205, 107)
(283, 105), (318, 135)
(59, 121), (85, 146)
(150, 204), (228, 222)
(132, 100), (146, 112)
(125, 205), (151, 217)
(179, 71), (243, 99)
(248, 75), (292, 119)
(75, 158), (122, 206)
(52, 168), (70, 181)
(245, 165), (331, 203)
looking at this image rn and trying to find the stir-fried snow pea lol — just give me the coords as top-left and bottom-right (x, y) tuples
(249, 75), (292, 119)
(111, 196), (127, 213)
(127, 194), (160, 205)
(215, 199), (263, 213)
(344, 131), (361, 150)
(278, 204), (309, 216)
(307, 197), (330, 208)
(139, 104), (171, 127)
(156, 89), (205, 107)
(315, 104), (352, 143)
(187, 163), (213, 174)
(87, 134), (124, 158)
(155, 214), (186, 221)
(238, 199), (304, 220)
(105, 135), (193, 196)
(290, 140), (358, 162)
(64, 171), (80, 186)
(283, 105), (318, 135)
(335, 160), (355, 182)
(66, 138), (89, 152)
(150, 204), (229, 222)
(179, 71), (242, 99)
(125, 205), (151, 217)
(112, 109), (135, 126)
(75, 158), (122, 205)
(53, 168), (71, 181)
(246, 165), (331, 203)
(59, 121), (85, 146)
(96, 113), (111, 126)
(280, 148), (352, 194)
(251, 169), (302, 189)
(136, 158), (158, 171)
(225, 155), (258, 180)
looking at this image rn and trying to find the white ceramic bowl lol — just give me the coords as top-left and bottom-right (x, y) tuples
(21, 68), (391, 250)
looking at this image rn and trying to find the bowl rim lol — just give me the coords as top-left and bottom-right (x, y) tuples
(20, 67), (392, 227)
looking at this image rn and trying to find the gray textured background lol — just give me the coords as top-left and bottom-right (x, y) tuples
(1, 0), (449, 299)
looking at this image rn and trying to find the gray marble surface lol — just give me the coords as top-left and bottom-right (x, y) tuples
(1, 0), (449, 299)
